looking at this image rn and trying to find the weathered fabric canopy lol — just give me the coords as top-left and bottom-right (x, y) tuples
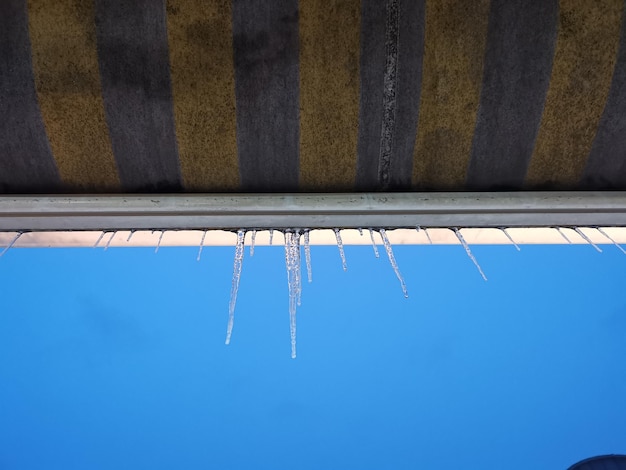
(1, 0), (625, 194)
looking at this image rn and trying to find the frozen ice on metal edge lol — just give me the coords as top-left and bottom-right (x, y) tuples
(334, 228), (348, 271)
(379, 229), (409, 298)
(453, 228), (487, 281)
(225, 230), (246, 345)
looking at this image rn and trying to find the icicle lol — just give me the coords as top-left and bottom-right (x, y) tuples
(500, 228), (521, 251)
(197, 230), (208, 261)
(358, 228), (363, 236)
(154, 231), (165, 253)
(334, 228), (348, 271)
(574, 227), (602, 253)
(555, 227), (573, 244)
(269, 229), (274, 246)
(453, 228), (487, 281)
(104, 231), (116, 250)
(368, 228), (380, 258)
(0, 232), (23, 257)
(284, 231), (300, 358)
(304, 229), (313, 283)
(126, 230), (135, 242)
(225, 230), (246, 345)
(597, 227), (626, 255)
(379, 229), (409, 298)
(249, 229), (257, 256)
(295, 230), (302, 307)
(93, 231), (106, 248)
(417, 226), (433, 244)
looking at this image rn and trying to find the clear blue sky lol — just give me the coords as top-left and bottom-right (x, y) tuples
(1, 238), (625, 469)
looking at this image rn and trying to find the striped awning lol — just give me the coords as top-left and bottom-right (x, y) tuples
(1, 0), (625, 194)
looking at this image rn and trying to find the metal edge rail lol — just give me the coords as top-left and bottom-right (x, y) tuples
(1, 192), (626, 231)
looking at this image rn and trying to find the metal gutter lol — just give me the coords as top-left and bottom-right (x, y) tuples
(1, 192), (626, 231)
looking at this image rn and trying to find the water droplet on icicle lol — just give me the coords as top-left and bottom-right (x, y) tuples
(304, 229), (313, 283)
(334, 228), (348, 271)
(596, 227), (626, 255)
(453, 228), (487, 281)
(368, 228), (380, 258)
(574, 227), (602, 253)
(225, 230), (246, 345)
(197, 230), (207, 261)
(379, 229), (409, 298)
(500, 228), (521, 251)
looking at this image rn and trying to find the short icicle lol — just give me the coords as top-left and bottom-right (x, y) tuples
(368, 228), (380, 258)
(0, 232), (23, 257)
(453, 228), (487, 281)
(93, 231), (106, 248)
(555, 227), (573, 244)
(358, 228), (364, 236)
(500, 228), (521, 251)
(417, 226), (433, 244)
(249, 230), (257, 256)
(304, 229), (313, 283)
(155, 231), (165, 253)
(597, 227), (626, 254)
(197, 230), (207, 261)
(126, 230), (135, 242)
(574, 227), (602, 253)
(225, 230), (246, 345)
(379, 229), (409, 298)
(104, 231), (116, 250)
(334, 228), (348, 271)
(269, 229), (274, 246)
(284, 231), (301, 358)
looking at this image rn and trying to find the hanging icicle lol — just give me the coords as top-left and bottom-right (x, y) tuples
(249, 229), (257, 257)
(597, 227), (626, 255)
(197, 230), (208, 261)
(379, 229), (409, 298)
(284, 230), (301, 358)
(500, 228), (521, 251)
(555, 227), (573, 244)
(225, 230), (246, 345)
(126, 230), (136, 242)
(304, 229), (313, 283)
(368, 228), (380, 258)
(104, 231), (116, 250)
(93, 231), (106, 248)
(453, 228), (487, 281)
(154, 230), (165, 253)
(334, 228), (348, 271)
(269, 229), (274, 246)
(574, 227), (602, 253)
(0, 232), (23, 257)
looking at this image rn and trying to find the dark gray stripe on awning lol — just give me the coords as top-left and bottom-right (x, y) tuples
(232, 0), (300, 192)
(582, 6), (626, 190)
(467, 0), (558, 190)
(0, 0), (60, 193)
(356, 0), (424, 191)
(94, 0), (182, 192)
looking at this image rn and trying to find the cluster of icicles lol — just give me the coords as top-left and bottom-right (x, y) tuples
(2, 226), (624, 359)
(223, 228), (411, 359)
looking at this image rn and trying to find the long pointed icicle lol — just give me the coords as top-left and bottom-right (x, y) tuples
(368, 228), (380, 258)
(104, 231), (116, 250)
(249, 229), (257, 256)
(304, 229), (313, 283)
(334, 228), (348, 271)
(379, 229), (409, 298)
(0, 232), (23, 257)
(500, 228), (521, 251)
(93, 231), (106, 248)
(197, 230), (208, 261)
(597, 227), (626, 255)
(225, 230), (246, 345)
(574, 227), (602, 253)
(555, 227), (573, 244)
(453, 228), (487, 281)
(284, 231), (301, 358)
